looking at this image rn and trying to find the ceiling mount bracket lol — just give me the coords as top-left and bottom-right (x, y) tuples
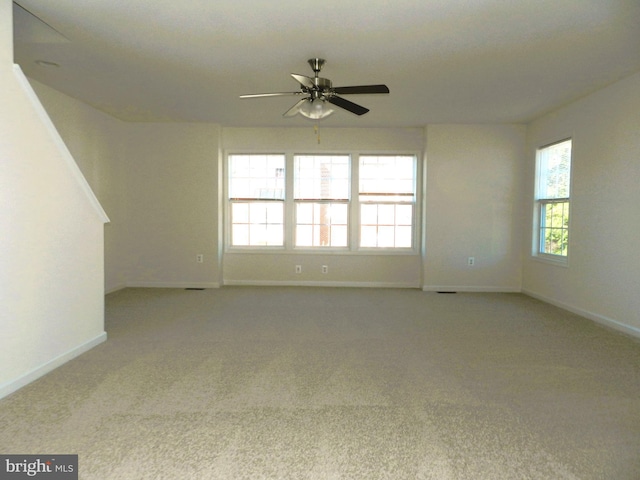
(308, 58), (325, 75)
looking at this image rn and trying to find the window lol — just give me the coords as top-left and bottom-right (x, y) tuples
(534, 139), (572, 260)
(227, 152), (418, 252)
(294, 155), (350, 247)
(228, 154), (285, 246)
(359, 155), (415, 248)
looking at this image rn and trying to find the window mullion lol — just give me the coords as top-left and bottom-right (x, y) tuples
(351, 153), (359, 252)
(285, 152), (295, 250)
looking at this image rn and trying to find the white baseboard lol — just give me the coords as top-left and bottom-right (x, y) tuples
(124, 281), (221, 289)
(105, 283), (127, 294)
(223, 280), (421, 289)
(522, 289), (640, 339)
(0, 332), (107, 400)
(422, 285), (521, 293)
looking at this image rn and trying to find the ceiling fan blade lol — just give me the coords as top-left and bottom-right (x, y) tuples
(326, 95), (369, 116)
(332, 84), (390, 95)
(291, 73), (314, 89)
(283, 98), (308, 117)
(240, 92), (302, 98)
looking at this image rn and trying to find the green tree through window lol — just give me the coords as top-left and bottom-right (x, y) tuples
(535, 139), (572, 258)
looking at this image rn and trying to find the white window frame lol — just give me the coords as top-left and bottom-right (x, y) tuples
(227, 153), (286, 249)
(358, 155), (417, 250)
(293, 154), (351, 249)
(225, 151), (420, 255)
(532, 138), (572, 266)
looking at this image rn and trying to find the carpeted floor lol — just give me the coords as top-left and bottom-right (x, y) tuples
(1, 287), (639, 479)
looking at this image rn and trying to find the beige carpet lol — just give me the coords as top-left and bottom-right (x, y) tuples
(1, 287), (639, 479)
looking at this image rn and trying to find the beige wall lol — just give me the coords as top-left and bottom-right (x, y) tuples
(30, 83), (222, 290)
(222, 127), (425, 287)
(29, 80), (129, 293)
(124, 122), (221, 288)
(1, 0), (107, 398)
(21, 94), (528, 291)
(423, 124), (526, 291)
(523, 72), (640, 335)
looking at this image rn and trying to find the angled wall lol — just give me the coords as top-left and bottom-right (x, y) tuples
(28, 79), (129, 293)
(0, 0), (108, 398)
(522, 72), (640, 336)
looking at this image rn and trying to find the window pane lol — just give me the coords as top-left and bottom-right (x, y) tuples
(296, 225), (313, 247)
(539, 201), (569, 256)
(232, 225), (249, 246)
(396, 204), (413, 225)
(297, 203), (313, 223)
(360, 226), (378, 247)
(359, 204), (413, 248)
(249, 225), (266, 245)
(543, 204), (553, 228)
(295, 202), (348, 247)
(360, 204), (378, 224)
(265, 224), (284, 246)
(230, 201), (283, 246)
(395, 226), (413, 248)
(377, 204), (395, 225)
(330, 203), (348, 224)
(232, 203), (249, 223)
(377, 226), (395, 247)
(537, 140), (571, 200)
(229, 154), (285, 199)
(359, 155), (415, 199)
(265, 202), (284, 223)
(560, 229), (569, 256)
(294, 155), (350, 200)
(249, 203), (266, 224)
(331, 226), (348, 246)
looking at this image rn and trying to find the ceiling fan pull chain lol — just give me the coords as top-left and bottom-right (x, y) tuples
(314, 124), (320, 144)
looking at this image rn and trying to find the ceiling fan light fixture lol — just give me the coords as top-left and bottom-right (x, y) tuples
(299, 98), (334, 120)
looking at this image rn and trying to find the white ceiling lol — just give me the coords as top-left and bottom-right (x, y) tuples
(12, 0), (640, 127)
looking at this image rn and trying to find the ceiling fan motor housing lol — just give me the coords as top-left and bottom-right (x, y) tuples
(312, 77), (332, 96)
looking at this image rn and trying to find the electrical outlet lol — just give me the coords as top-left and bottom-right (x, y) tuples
(321, 265), (328, 274)
(467, 257), (475, 266)
(295, 265), (302, 274)
(196, 254), (204, 263)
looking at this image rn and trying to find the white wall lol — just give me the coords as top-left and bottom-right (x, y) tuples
(423, 124), (526, 291)
(523, 72), (640, 335)
(0, 0), (108, 398)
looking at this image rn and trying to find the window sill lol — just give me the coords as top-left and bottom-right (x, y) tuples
(531, 253), (569, 267)
(225, 247), (419, 256)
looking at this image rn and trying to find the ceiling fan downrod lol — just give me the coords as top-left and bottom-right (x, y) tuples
(307, 58), (331, 91)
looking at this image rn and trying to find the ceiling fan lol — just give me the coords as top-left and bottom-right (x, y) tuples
(240, 58), (389, 120)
